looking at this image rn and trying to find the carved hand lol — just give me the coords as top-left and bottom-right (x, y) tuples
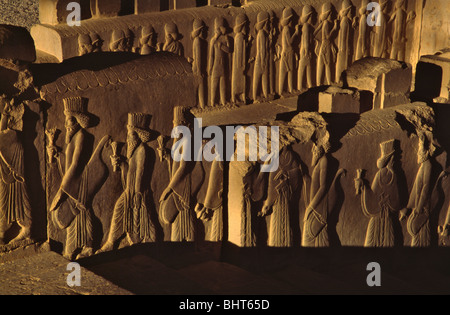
(258, 204), (272, 217)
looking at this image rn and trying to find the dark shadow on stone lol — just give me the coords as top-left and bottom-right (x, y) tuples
(297, 86), (331, 112)
(412, 61), (443, 103)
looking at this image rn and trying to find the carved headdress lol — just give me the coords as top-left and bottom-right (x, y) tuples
(127, 113), (152, 143)
(280, 7), (294, 27)
(377, 139), (396, 169)
(234, 14), (248, 33)
(301, 5), (314, 24)
(255, 11), (269, 31)
(63, 97), (91, 129)
(191, 19), (205, 39)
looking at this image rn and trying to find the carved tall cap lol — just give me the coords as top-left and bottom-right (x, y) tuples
(380, 139), (396, 158)
(63, 97), (91, 128)
(128, 113), (151, 130)
(63, 97), (87, 114)
(0, 25), (36, 63)
(127, 113), (152, 142)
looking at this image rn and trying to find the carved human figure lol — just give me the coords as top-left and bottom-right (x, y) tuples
(190, 19), (207, 109)
(0, 97), (32, 245)
(371, 0), (389, 58)
(253, 12), (270, 102)
(258, 147), (301, 247)
(110, 29), (133, 52)
(50, 98), (110, 260)
(208, 17), (232, 107)
(314, 3), (338, 86)
(160, 107), (204, 242)
(231, 13), (251, 105)
(297, 5), (315, 91)
(278, 7), (299, 96)
(195, 157), (224, 242)
(137, 25), (156, 55)
(98, 114), (157, 253)
(78, 33), (102, 56)
(268, 10), (277, 98)
(355, 0), (370, 61)
(389, 0), (415, 61)
(402, 135), (441, 247)
(302, 141), (345, 248)
(335, 0), (353, 82)
(163, 22), (183, 56)
(355, 140), (402, 247)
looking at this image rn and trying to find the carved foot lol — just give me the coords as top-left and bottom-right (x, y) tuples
(9, 227), (31, 244)
(76, 247), (94, 260)
(96, 241), (114, 254)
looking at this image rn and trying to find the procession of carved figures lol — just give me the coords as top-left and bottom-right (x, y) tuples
(0, 97), (449, 257)
(1, 0), (448, 260)
(76, 0), (415, 108)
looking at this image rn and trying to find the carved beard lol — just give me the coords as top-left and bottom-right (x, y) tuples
(127, 138), (140, 160)
(65, 124), (80, 144)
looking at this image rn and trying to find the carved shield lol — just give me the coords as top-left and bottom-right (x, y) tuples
(407, 211), (429, 236)
(52, 200), (79, 230)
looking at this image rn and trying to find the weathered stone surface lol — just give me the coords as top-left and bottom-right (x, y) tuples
(39, 0), (91, 25)
(345, 58), (412, 109)
(91, 0), (122, 18)
(318, 86), (361, 114)
(135, 0), (161, 13)
(0, 25), (36, 62)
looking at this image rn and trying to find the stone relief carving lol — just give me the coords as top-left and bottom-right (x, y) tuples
(0, 96), (32, 246)
(160, 107), (204, 242)
(78, 33), (103, 56)
(371, 0), (389, 58)
(110, 29), (134, 53)
(355, 140), (402, 247)
(231, 14), (251, 106)
(389, 0), (415, 62)
(258, 147), (301, 247)
(208, 17), (232, 107)
(49, 97), (110, 260)
(252, 12), (270, 103)
(136, 26), (156, 56)
(190, 19), (207, 109)
(97, 113), (158, 253)
(297, 5), (315, 92)
(335, 0), (354, 82)
(278, 7), (299, 97)
(314, 3), (338, 86)
(355, 0), (370, 61)
(162, 22), (183, 56)
(196, 157), (224, 242)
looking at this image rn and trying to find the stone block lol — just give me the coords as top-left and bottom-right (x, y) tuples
(135, 0), (161, 13)
(208, 0), (232, 6)
(174, 0), (197, 10)
(0, 25), (36, 63)
(91, 0), (122, 18)
(318, 86), (361, 114)
(39, 0), (91, 25)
